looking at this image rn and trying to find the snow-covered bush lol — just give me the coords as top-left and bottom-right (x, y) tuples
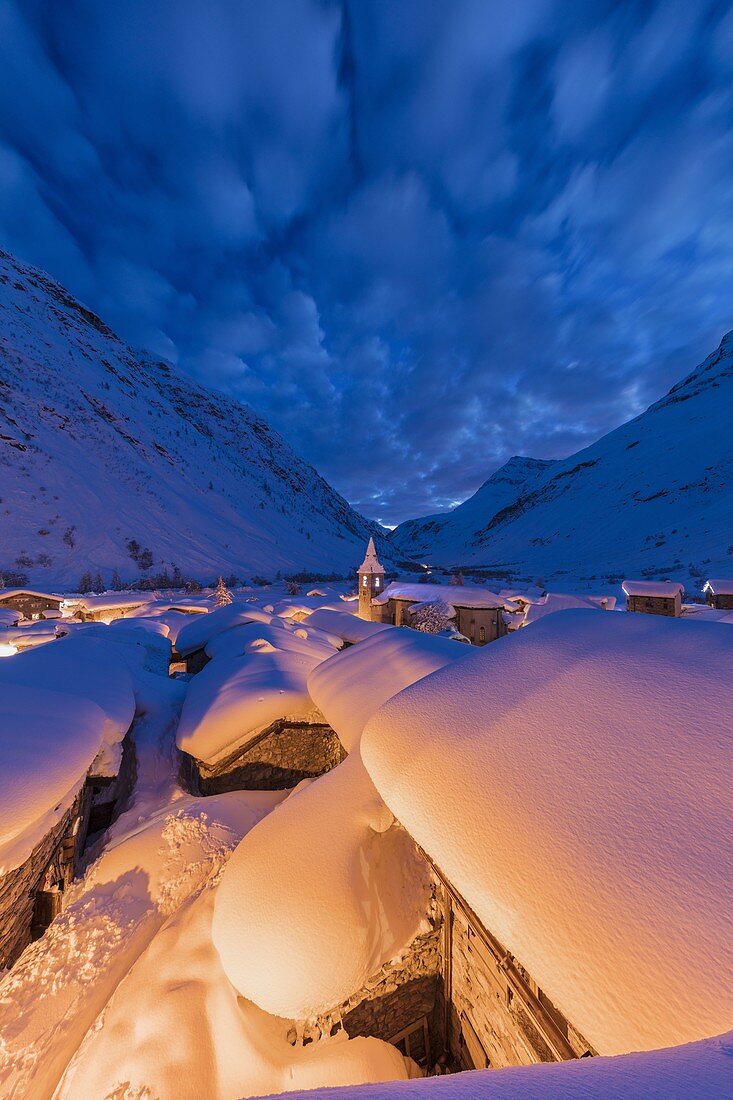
(409, 597), (455, 634)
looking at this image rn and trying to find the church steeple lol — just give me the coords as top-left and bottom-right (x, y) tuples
(358, 537), (385, 619)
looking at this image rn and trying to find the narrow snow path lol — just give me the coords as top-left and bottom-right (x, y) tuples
(0, 672), (281, 1100)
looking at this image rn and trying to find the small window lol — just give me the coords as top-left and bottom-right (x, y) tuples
(479, 626), (485, 643)
(375, 576), (380, 588)
(362, 575), (368, 587)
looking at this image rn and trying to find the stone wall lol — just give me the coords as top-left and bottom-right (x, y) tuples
(192, 720), (347, 793)
(0, 786), (90, 969)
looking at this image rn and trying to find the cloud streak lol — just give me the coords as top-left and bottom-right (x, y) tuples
(0, 0), (732, 523)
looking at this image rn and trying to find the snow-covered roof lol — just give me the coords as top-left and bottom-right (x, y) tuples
(176, 648), (322, 764)
(65, 592), (151, 612)
(358, 536), (384, 574)
(305, 608), (393, 645)
(308, 629), (471, 753)
(0, 634), (137, 778)
(622, 579), (683, 598)
(212, 754), (430, 1020)
(373, 581), (511, 609)
(0, 683), (108, 874)
(703, 578), (733, 596)
(204, 620), (339, 663)
(362, 611), (733, 1057)
(0, 588), (62, 602)
(175, 602), (273, 656)
(521, 592), (612, 626)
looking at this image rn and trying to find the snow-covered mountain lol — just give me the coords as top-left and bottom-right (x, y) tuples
(391, 334), (733, 589)
(0, 249), (388, 588)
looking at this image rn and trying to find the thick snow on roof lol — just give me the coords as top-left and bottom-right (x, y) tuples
(58, 884), (413, 1100)
(309, 630), (471, 752)
(175, 602), (273, 656)
(622, 579), (683, 597)
(0, 684), (107, 873)
(0, 587), (61, 602)
(521, 591), (614, 626)
(177, 649), (322, 764)
(305, 608), (393, 644)
(65, 592), (152, 612)
(373, 581), (511, 609)
(213, 754), (431, 1019)
(278, 1029), (733, 1100)
(0, 607), (21, 626)
(0, 635), (136, 775)
(205, 620), (339, 663)
(362, 612), (733, 1057)
(703, 578), (733, 596)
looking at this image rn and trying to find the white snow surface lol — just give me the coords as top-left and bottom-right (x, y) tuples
(274, 1030), (733, 1100)
(205, 620), (339, 663)
(308, 629), (471, 753)
(361, 611), (733, 1057)
(520, 591), (613, 626)
(174, 601), (274, 656)
(622, 579), (684, 597)
(176, 648), (323, 764)
(0, 684), (106, 874)
(0, 634), (137, 775)
(212, 753), (432, 1020)
(305, 608), (393, 644)
(57, 885), (413, 1100)
(374, 582), (510, 609)
(704, 578), (733, 596)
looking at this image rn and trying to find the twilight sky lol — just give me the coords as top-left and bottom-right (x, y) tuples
(1, 1), (733, 525)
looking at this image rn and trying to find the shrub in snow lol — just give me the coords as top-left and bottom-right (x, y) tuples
(285, 580), (302, 595)
(214, 576), (232, 608)
(409, 598), (455, 634)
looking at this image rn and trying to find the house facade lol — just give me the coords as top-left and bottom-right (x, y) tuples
(0, 589), (62, 620)
(622, 580), (683, 616)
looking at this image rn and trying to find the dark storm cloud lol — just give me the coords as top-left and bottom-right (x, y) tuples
(1, 0), (732, 523)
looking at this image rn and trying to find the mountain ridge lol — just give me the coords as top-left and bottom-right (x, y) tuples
(390, 333), (733, 588)
(0, 248), (388, 588)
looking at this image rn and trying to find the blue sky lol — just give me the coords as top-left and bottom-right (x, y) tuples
(1, 0), (733, 524)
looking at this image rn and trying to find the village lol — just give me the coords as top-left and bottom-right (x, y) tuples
(0, 538), (730, 1099)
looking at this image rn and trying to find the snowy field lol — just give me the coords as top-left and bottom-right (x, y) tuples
(0, 582), (731, 1099)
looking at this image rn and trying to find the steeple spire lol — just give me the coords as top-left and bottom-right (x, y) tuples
(358, 537), (385, 619)
(358, 536), (384, 575)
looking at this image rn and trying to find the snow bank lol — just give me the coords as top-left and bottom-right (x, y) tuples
(177, 648), (322, 764)
(212, 753), (431, 1019)
(58, 885), (413, 1100)
(0, 634), (137, 775)
(0, 684), (106, 874)
(362, 612), (733, 1056)
(305, 608), (393, 644)
(276, 1030), (733, 1100)
(309, 629), (471, 752)
(206, 620), (339, 663)
(175, 602), (273, 656)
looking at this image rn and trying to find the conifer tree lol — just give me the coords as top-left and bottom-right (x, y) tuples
(214, 576), (232, 607)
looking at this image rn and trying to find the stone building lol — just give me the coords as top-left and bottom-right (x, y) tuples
(304, 849), (592, 1073)
(66, 593), (149, 622)
(372, 581), (509, 646)
(622, 579), (683, 616)
(703, 578), (733, 610)
(0, 588), (62, 620)
(358, 537), (385, 620)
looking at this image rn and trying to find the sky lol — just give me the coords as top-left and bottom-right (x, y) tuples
(1, 1), (733, 526)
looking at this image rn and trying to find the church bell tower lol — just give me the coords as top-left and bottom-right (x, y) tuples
(358, 537), (385, 620)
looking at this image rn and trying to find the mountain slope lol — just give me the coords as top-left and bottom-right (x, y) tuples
(391, 334), (733, 588)
(0, 249), (387, 588)
(393, 456), (556, 562)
